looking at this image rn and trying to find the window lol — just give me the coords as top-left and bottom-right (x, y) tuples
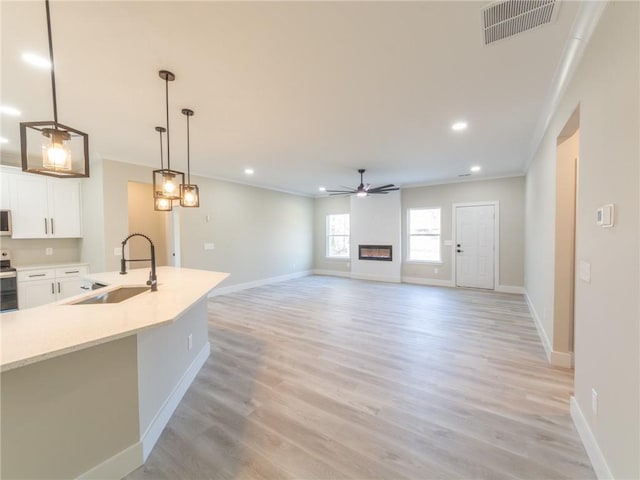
(408, 208), (441, 262)
(326, 214), (350, 258)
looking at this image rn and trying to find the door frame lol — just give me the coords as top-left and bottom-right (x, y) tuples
(451, 201), (500, 290)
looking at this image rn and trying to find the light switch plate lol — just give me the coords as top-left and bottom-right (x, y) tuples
(443, 240), (452, 246)
(579, 260), (591, 283)
(203, 243), (215, 250)
(45, 247), (53, 256)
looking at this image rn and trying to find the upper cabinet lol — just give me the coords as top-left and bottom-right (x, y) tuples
(9, 174), (83, 239)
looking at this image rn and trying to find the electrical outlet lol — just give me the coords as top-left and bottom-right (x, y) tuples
(188, 334), (193, 351)
(592, 388), (598, 415)
(203, 243), (215, 250)
(114, 247), (121, 256)
(45, 247), (53, 256)
(434, 267), (439, 274)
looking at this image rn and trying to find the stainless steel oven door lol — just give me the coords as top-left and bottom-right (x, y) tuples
(0, 271), (18, 311)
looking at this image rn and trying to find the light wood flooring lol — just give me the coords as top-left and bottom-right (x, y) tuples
(126, 276), (595, 479)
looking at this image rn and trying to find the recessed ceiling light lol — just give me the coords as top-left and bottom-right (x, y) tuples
(451, 121), (468, 131)
(0, 137), (8, 144)
(470, 165), (481, 172)
(0, 105), (21, 117)
(318, 186), (326, 192)
(244, 168), (254, 175)
(22, 52), (51, 69)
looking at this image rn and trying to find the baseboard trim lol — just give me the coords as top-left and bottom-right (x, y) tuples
(139, 342), (211, 461)
(77, 442), (143, 480)
(312, 269), (351, 278)
(496, 285), (525, 294)
(402, 276), (455, 288)
(570, 396), (613, 479)
(350, 272), (401, 283)
(524, 290), (552, 363)
(551, 350), (574, 368)
(209, 270), (312, 297)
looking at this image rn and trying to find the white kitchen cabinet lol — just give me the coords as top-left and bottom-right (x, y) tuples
(17, 264), (88, 309)
(54, 266), (87, 300)
(10, 174), (82, 239)
(0, 170), (13, 210)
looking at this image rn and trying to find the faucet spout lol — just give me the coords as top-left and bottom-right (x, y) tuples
(120, 233), (158, 292)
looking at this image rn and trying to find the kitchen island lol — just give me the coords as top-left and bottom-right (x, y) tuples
(1, 266), (228, 479)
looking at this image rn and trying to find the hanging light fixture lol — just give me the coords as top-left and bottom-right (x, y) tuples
(153, 70), (184, 201)
(20, 0), (89, 178)
(179, 108), (199, 207)
(153, 126), (172, 212)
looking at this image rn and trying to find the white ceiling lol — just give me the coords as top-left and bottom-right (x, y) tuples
(1, 1), (582, 196)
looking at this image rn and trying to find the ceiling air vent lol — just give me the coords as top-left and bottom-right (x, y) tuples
(482, 0), (558, 46)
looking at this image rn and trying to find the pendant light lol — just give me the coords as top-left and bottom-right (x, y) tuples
(153, 70), (184, 201)
(153, 126), (172, 212)
(179, 109), (199, 207)
(20, 0), (89, 178)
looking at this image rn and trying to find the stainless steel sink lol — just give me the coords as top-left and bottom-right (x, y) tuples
(69, 286), (149, 305)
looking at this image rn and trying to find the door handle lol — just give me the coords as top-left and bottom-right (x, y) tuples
(51, 218), (54, 235)
(58, 282), (61, 294)
(45, 218), (48, 234)
(457, 249), (464, 253)
(51, 283), (55, 294)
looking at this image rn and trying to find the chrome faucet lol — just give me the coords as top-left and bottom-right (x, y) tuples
(120, 233), (158, 292)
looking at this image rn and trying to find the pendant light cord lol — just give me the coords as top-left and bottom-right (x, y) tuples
(165, 76), (171, 170)
(159, 130), (164, 169)
(186, 114), (191, 184)
(45, 0), (58, 125)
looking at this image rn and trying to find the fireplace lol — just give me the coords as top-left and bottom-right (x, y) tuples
(358, 245), (392, 261)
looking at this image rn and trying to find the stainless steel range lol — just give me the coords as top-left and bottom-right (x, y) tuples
(0, 250), (18, 312)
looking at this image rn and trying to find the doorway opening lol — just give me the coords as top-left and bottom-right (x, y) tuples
(552, 106), (580, 368)
(126, 181), (173, 269)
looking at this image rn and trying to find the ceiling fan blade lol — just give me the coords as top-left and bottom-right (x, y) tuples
(368, 186), (399, 193)
(369, 184), (395, 191)
(368, 191), (389, 194)
(328, 192), (353, 196)
(326, 189), (355, 193)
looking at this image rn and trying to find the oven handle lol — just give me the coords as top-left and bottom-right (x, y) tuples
(0, 271), (17, 279)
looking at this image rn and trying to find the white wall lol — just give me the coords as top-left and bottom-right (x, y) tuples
(350, 191), (401, 282)
(81, 159), (314, 291)
(402, 177), (525, 289)
(525, 2), (639, 478)
(178, 174), (314, 289)
(313, 195), (351, 275)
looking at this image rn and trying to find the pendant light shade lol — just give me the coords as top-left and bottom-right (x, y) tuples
(179, 108), (199, 208)
(153, 70), (183, 201)
(153, 126), (172, 212)
(20, 0), (89, 178)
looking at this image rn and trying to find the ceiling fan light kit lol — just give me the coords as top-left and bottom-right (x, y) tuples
(326, 169), (399, 197)
(20, 0), (90, 178)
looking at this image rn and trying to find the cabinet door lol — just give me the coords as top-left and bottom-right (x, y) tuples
(9, 175), (49, 238)
(0, 171), (13, 210)
(57, 277), (85, 300)
(55, 266), (88, 300)
(18, 279), (56, 309)
(48, 179), (82, 238)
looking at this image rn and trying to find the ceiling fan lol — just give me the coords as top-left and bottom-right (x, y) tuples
(326, 169), (400, 197)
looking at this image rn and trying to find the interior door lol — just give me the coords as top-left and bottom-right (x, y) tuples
(455, 205), (495, 289)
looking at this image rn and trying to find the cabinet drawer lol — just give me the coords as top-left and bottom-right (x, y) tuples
(18, 269), (55, 282)
(55, 266), (88, 279)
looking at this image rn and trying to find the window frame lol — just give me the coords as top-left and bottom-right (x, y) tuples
(407, 207), (442, 264)
(325, 213), (350, 259)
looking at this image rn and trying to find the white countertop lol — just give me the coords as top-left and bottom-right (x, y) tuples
(15, 262), (89, 272)
(0, 266), (228, 372)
